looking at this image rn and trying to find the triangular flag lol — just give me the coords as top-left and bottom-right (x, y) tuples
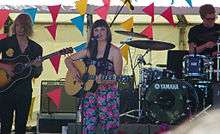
(185, 0), (192, 7)
(160, 7), (176, 27)
(71, 15), (85, 35)
(75, 0), (88, 15)
(22, 8), (38, 23)
(143, 3), (154, 23)
(49, 54), (61, 74)
(140, 24), (153, 39)
(74, 42), (87, 52)
(94, 4), (110, 20)
(48, 5), (61, 23)
(0, 34), (7, 40)
(120, 0), (133, 10)
(28, 97), (36, 120)
(45, 22), (57, 40)
(120, 17), (133, 31)
(120, 45), (129, 64)
(103, 0), (110, 5)
(0, 10), (11, 29)
(46, 88), (62, 111)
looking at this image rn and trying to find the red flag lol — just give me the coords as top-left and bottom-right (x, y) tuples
(140, 24), (153, 39)
(49, 54), (61, 74)
(0, 10), (11, 29)
(47, 88), (62, 111)
(95, 4), (110, 20)
(160, 7), (176, 27)
(48, 5), (61, 23)
(45, 22), (57, 40)
(143, 3), (154, 23)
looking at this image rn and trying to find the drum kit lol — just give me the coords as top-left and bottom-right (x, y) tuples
(116, 30), (217, 125)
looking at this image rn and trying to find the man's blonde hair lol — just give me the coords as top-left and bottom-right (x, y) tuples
(10, 13), (33, 37)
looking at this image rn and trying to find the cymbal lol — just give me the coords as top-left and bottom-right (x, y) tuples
(115, 30), (148, 38)
(125, 40), (175, 50)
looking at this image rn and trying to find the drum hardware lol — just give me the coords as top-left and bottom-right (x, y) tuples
(115, 30), (149, 38)
(192, 104), (212, 119)
(118, 38), (175, 122)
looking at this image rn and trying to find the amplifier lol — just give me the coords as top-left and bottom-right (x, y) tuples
(37, 113), (76, 133)
(40, 80), (79, 113)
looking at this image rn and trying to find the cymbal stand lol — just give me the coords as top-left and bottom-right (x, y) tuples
(120, 50), (149, 122)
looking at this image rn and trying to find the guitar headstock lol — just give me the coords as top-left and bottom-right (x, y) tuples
(59, 47), (74, 55)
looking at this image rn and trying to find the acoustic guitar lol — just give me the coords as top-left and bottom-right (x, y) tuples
(0, 47), (73, 93)
(64, 60), (133, 96)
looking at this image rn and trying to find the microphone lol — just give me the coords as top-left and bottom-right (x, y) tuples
(91, 34), (99, 41)
(126, 0), (134, 10)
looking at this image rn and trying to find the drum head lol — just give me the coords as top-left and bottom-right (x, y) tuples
(144, 78), (198, 124)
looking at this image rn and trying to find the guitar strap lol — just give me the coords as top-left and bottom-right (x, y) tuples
(103, 43), (111, 60)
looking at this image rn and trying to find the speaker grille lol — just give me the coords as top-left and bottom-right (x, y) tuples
(40, 80), (78, 113)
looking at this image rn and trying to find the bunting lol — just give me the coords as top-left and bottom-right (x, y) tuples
(120, 45), (129, 64)
(49, 53), (61, 74)
(120, 17), (134, 31)
(160, 7), (176, 27)
(23, 8), (38, 23)
(45, 22), (57, 40)
(74, 42), (87, 52)
(94, 3), (110, 20)
(48, 5), (61, 23)
(0, 10), (11, 29)
(143, 3), (154, 23)
(71, 15), (85, 35)
(140, 24), (153, 39)
(75, 0), (88, 15)
(185, 0), (193, 7)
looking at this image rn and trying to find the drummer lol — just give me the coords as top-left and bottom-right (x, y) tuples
(188, 4), (220, 62)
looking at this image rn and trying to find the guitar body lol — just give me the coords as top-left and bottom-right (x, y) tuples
(0, 55), (32, 92)
(65, 60), (96, 96)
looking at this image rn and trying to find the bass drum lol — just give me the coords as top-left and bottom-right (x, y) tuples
(144, 78), (198, 125)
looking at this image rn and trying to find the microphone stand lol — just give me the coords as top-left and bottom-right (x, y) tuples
(110, 0), (132, 27)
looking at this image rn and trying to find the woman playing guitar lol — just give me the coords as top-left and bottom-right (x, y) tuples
(65, 19), (123, 134)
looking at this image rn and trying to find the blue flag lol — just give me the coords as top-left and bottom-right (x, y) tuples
(74, 42), (87, 52)
(71, 15), (85, 36)
(23, 8), (38, 24)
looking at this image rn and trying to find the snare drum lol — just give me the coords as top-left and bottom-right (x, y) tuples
(182, 54), (212, 78)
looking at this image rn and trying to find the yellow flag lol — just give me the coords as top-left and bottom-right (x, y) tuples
(120, 0), (133, 10)
(120, 17), (133, 31)
(75, 0), (88, 15)
(28, 97), (36, 120)
(120, 45), (129, 64)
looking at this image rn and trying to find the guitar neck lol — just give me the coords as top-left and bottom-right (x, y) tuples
(89, 75), (130, 82)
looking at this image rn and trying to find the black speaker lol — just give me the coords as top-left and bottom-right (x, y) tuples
(167, 50), (189, 79)
(40, 80), (78, 113)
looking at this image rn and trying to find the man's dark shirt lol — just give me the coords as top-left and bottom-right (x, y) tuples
(0, 34), (43, 94)
(188, 23), (220, 56)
